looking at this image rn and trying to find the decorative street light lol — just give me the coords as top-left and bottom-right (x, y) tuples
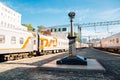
(68, 12), (75, 37)
(67, 12), (76, 56)
(68, 12), (75, 19)
(56, 12), (87, 65)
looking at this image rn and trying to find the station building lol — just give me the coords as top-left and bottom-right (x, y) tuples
(50, 27), (68, 39)
(0, 2), (27, 31)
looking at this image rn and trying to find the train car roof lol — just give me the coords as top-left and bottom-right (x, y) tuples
(102, 32), (120, 40)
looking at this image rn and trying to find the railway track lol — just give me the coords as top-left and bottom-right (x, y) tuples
(94, 47), (120, 54)
(0, 50), (67, 62)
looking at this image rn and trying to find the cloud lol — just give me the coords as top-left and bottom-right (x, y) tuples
(74, 8), (91, 22)
(109, 25), (120, 32)
(97, 8), (120, 21)
(75, 8), (120, 38)
(81, 29), (112, 39)
(74, 8), (120, 23)
(1, 1), (65, 14)
(23, 7), (66, 14)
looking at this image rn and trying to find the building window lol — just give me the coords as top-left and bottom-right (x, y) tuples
(4, 22), (6, 27)
(1, 22), (3, 26)
(54, 28), (57, 32)
(8, 23), (9, 27)
(11, 36), (16, 44)
(51, 29), (53, 32)
(62, 28), (67, 31)
(1, 12), (3, 16)
(0, 35), (5, 44)
(20, 37), (24, 44)
(58, 28), (61, 31)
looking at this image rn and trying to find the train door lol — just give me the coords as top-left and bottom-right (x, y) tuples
(33, 38), (37, 51)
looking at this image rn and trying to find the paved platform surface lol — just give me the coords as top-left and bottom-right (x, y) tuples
(40, 59), (105, 73)
(0, 52), (66, 73)
(0, 48), (120, 80)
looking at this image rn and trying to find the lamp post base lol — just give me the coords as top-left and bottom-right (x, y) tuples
(56, 55), (87, 65)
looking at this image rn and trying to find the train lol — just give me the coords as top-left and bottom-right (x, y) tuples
(93, 32), (120, 53)
(0, 27), (69, 61)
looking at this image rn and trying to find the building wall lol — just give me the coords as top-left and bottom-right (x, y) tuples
(0, 2), (27, 31)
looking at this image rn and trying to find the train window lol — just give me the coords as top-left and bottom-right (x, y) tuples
(116, 38), (119, 43)
(34, 40), (36, 45)
(110, 40), (112, 44)
(11, 36), (16, 44)
(113, 39), (115, 44)
(20, 38), (24, 44)
(0, 35), (5, 44)
(1, 21), (3, 25)
(51, 29), (53, 32)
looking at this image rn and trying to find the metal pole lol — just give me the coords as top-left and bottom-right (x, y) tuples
(36, 31), (40, 55)
(78, 25), (81, 48)
(79, 26), (81, 48)
(70, 19), (74, 37)
(88, 36), (90, 47)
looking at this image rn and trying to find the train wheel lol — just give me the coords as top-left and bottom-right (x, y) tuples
(4, 55), (10, 61)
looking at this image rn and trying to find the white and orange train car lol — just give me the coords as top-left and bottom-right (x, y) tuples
(0, 27), (69, 61)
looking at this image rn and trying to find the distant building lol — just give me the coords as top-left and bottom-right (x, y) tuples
(91, 38), (101, 43)
(48, 27), (68, 39)
(82, 38), (87, 43)
(0, 2), (27, 31)
(43, 30), (51, 35)
(50, 27), (68, 32)
(76, 41), (88, 48)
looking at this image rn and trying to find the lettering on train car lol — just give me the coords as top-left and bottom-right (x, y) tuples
(40, 37), (58, 50)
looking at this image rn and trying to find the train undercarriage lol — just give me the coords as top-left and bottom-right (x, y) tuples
(94, 47), (120, 54)
(0, 49), (66, 62)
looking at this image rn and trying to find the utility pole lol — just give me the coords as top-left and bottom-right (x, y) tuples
(78, 25), (81, 48)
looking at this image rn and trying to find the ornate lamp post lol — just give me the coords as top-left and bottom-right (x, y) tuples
(67, 12), (76, 56)
(56, 12), (87, 65)
(68, 12), (75, 37)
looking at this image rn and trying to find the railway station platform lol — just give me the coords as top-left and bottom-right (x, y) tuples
(39, 58), (105, 73)
(0, 48), (120, 80)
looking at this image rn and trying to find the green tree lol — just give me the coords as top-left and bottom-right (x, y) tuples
(37, 25), (45, 34)
(22, 24), (35, 31)
(74, 32), (79, 42)
(68, 32), (79, 41)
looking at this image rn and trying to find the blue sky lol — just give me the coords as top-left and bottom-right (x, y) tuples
(1, 0), (120, 38)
